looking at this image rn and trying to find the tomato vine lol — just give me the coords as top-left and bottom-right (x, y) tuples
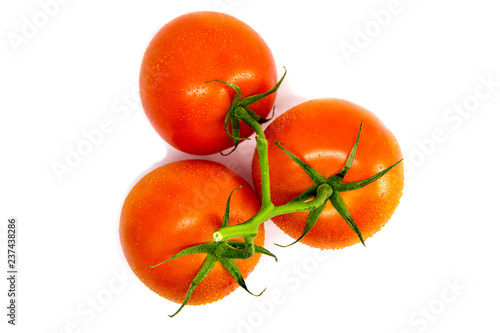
(147, 69), (403, 316)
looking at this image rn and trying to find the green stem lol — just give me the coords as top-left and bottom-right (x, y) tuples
(255, 136), (272, 209)
(213, 184), (333, 241)
(273, 184), (332, 215)
(234, 107), (273, 208)
(214, 106), (334, 244)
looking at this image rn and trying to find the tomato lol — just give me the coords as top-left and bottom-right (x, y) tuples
(120, 160), (264, 305)
(139, 11), (277, 155)
(252, 98), (404, 250)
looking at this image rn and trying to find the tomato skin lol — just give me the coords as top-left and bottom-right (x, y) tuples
(140, 11), (277, 155)
(252, 98), (404, 250)
(120, 160), (264, 305)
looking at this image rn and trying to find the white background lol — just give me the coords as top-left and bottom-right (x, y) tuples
(1, 0), (500, 332)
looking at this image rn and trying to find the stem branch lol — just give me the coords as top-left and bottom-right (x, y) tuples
(214, 184), (333, 242)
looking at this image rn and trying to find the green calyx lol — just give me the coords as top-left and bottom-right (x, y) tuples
(148, 240), (276, 318)
(274, 121), (403, 247)
(205, 67), (287, 155)
(149, 186), (276, 318)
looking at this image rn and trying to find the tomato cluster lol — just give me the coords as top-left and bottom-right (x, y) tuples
(119, 11), (404, 316)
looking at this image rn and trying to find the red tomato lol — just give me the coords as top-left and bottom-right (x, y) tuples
(139, 11), (277, 155)
(252, 98), (404, 250)
(120, 160), (264, 305)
